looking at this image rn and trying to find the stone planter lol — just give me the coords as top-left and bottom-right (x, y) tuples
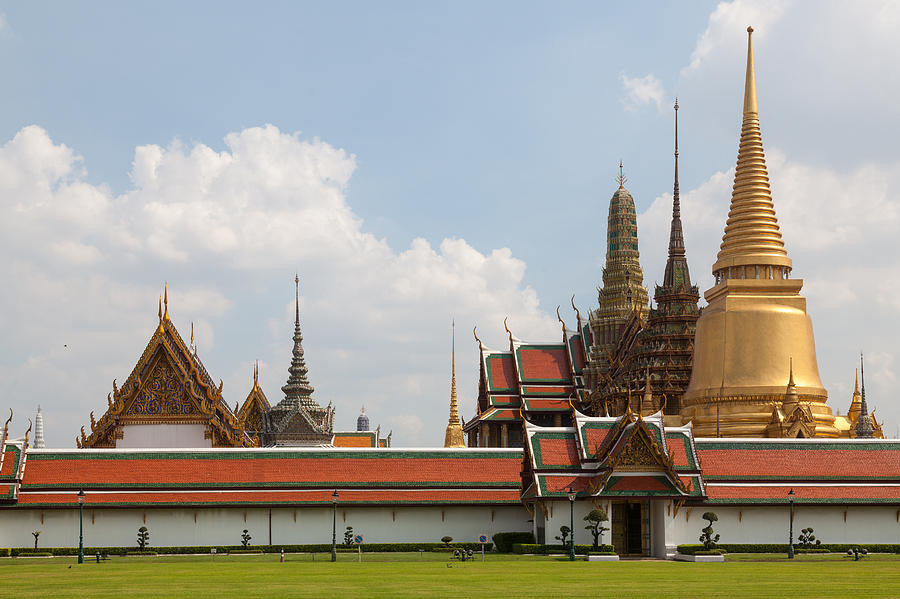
(586, 555), (620, 561)
(674, 553), (724, 562)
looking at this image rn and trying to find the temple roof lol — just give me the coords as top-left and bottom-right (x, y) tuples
(13, 447), (522, 507)
(78, 292), (252, 448)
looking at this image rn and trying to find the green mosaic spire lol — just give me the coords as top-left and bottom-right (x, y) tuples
(585, 163), (649, 387)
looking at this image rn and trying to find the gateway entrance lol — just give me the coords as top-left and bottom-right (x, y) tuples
(611, 500), (649, 556)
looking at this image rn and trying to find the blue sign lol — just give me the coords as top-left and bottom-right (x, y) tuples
(478, 534), (488, 544)
(354, 534), (363, 544)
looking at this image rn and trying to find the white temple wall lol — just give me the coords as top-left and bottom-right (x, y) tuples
(117, 424), (211, 449)
(663, 503), (900, 547)
(0, 505), (532, 549)
(541, 500), (596, 546)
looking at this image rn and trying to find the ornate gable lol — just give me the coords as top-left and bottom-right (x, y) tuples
(79, 294), (253, 449)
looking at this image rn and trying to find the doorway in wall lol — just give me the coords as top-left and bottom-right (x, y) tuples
(611, 500), (648, 556)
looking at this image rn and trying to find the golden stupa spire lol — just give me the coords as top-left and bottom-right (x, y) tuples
(713, 26), (790, 279)
(444, 319), (465, 447)
(163, 282), (170, 321)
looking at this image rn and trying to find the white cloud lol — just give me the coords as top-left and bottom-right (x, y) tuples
(620, 73), (665, 112)
(683, 0), (790, 75)
(0, 124), (557, 447)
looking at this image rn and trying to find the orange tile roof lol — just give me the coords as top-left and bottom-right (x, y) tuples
(332, 434), (376, 448)
(537, 438), (579, 468)
(486, 355), (517, 391)
(21, 451), (522, 489)
(518, 348), (569, 381)
(696, 445), (900, 479)
(17, 488), (523, 507)
(0, 450), (17, 477)
(705, 484), (900, 503)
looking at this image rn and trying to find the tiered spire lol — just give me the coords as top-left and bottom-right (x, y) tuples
(855, 354), (874, 438)
(663, 99), (692, 289)
(713, 26), (791, 281)
(444, 320), (465, 447)
(280, 275), (316, 409)
(34, 406), (45, 449)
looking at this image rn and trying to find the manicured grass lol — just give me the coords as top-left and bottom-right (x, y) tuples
(2, 553), (899, 598)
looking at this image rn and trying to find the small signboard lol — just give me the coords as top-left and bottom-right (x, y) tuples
(478, 534), (488, 544)
(354, 534), (363, 545)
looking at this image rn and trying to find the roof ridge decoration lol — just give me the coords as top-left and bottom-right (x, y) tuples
(713, 26), (791, 277)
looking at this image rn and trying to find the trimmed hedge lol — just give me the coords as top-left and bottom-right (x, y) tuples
(0, 543), (492, 557)
(492, 532), (535, 553)
(795, 548), (830, 554)
(16, 552), (53, 557)
(677, 543), (900, 555)
(512, 543), (615, 555)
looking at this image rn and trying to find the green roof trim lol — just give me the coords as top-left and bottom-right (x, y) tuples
(0, 445), (22, 481)
(10, 498), (525, 508)
(19, 480), (521, 491)
(695, 441), (900, 451)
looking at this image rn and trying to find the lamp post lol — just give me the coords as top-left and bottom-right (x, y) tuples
(331, 490), (339, 562)
(77, 489), (85, 564)
(567, 487), (576, 561)
(787, 488), (795, 559)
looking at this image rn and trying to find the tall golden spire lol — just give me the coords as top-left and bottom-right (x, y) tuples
(163, 283), (170, 321)
(444, 319), (465, 447)
(713, 26), (790, 280)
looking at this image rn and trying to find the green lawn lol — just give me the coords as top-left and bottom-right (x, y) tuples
(2, 553), (898, 598)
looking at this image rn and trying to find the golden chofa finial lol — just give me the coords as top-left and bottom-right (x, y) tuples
(744, 26), (758, 114)
(472, 326), (483, 350)
(163, 283), (170, 321)
(158, 296), (163, 321)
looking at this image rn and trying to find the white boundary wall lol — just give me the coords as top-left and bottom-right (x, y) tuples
(0, 505), (532, 549)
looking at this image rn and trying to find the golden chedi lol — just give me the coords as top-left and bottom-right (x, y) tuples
(681, 27), (838, 437)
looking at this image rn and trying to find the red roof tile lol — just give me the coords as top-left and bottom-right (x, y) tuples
(538, 438), (579, 467)
(706, 485), (900, 502)
(666, 438), (690, 468)
(487, 355), (517, 391)
(22, 453), (521, 488)
(540, 475), (592, 494)
(519, 348), (569, 381)
(697, 447), (900, 479)
(0, 451), (17, 477)
(583, 427), (616, 457)
(17, 488), (523, 506)
(609, 476), (669, 492)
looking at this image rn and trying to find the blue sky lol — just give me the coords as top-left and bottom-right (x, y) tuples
(1, 1), (899, 446)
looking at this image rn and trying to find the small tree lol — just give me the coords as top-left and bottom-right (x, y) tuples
(241, 529), (252, 548)
(441, 535), (453, 547)
(798, 528), (821, 548)
(554, 525), (571, 546)
(31, 530), (41, 551)
(343, 526), (354, 547)
(699, 512), (719, 550)
(137, 526), (150, 550)
(583, 508), (610, 549)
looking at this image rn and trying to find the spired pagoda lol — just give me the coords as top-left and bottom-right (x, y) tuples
(592, 101), (700, 418)
(239, 276), (335, 446)
(78, 287), (254, 449)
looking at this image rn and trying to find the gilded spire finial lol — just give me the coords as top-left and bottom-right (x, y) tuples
(158, 296), (162, 321)
(854, 368), (860, 395)
(616, 160), (627, 188)
(163, 283), (169, 321)
(712, 25), (789, 278)
(444, 319), (465, 447)
(744, 26), (757, 115)
(788, 357), (795, 387)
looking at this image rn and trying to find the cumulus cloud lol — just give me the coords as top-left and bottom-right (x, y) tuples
(0, 124), (557, 447)
(620, 73), (665, 112)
